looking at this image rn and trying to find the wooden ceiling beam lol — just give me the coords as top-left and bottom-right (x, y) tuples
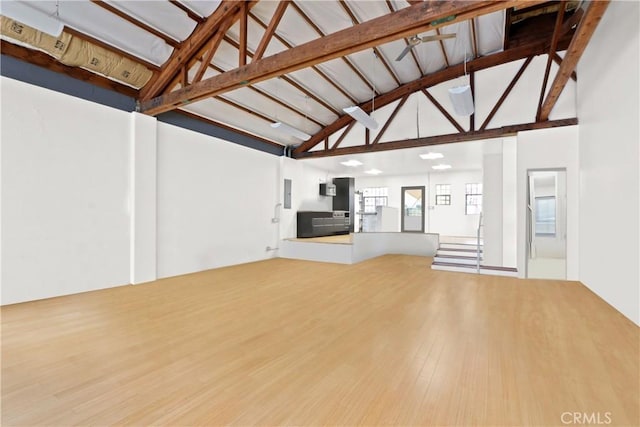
(469, 71), (475, 131)
(435, 28), (451, 67)
(297, 118), (577, 159)
(539, 0), (610, 120)
(331, 122), (356, 150)
(536, 1), (566, 121)
(238, 2), (248, 67)
(289, 1), (377, 96)
(90, 0), (180, 48)
(480, 56), (533, 130)
(421, 89), (464, 133)
(141, 0), (544, 115)
(253, 1), (289, 61)
(372, 95), (409, 144)
(248, 11), (358, 105)
(294, 36), (567, 155)
(470, 19), (479, 58)
(192, 9), (243, 84)
(552, 53), (577, 81)
(139, 0), (247, 101)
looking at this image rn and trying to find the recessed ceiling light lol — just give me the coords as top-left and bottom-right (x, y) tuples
(432, 164), (452, 170)
(419, 152), (444, 160)
(365, 168), (382, 175)
(340, 160), (363, 167)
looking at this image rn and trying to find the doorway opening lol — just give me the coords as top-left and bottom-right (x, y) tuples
(526, 169), (567, 279)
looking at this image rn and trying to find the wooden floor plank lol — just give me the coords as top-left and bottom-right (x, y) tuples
(1, 255), (638, 426)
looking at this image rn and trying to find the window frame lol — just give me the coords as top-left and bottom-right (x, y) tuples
(464, 183), (483, 215)
(435, 184), (451, 206)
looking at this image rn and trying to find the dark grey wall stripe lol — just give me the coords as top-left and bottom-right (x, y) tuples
(157, 111), (284, 156)
(1, 54), (136, 111)
(0, 54), (282, 156)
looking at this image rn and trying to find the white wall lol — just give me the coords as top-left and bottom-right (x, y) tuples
(156, 123), (280, 279)
(482, 142), (503, 266)
(428, 170), (482, 236)
(502, 137), (518, 268)
(279, 157), (333, 239)
(356, 171), (482, 236)
(1, 77), (288, 303)
(1, 77), (131, 304)
(577, 0), (639, 325)
(516, 126), (579, 280)
(130, 113), (157, 284)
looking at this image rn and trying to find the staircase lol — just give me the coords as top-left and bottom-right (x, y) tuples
(432, 242), (517, 276)
(431, 214), (517, 277)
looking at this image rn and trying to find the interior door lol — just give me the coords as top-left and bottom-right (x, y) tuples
(401, 186), (425, 233)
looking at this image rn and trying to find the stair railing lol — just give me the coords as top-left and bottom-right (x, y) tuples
(476, 212), (483, 273)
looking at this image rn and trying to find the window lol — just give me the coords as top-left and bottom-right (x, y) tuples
(362, 187), (388, 213)
(435, 184), (451, 205)
(535, 196), (556, 236)
(465, 183), (483, 215)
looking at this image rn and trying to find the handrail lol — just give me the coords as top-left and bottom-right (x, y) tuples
(476, 212), (483, 273)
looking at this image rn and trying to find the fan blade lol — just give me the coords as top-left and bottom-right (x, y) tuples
(395, 45), (413, 61)
(420, 33), (456, 42)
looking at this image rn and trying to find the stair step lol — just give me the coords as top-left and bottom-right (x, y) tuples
(431, 262), (518, 277)
(434, 255), (481, 265)
(436, 249), (482, 257)
(438, 243), (483, 250)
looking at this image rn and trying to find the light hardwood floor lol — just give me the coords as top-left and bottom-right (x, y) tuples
(2, 255), (638, 426)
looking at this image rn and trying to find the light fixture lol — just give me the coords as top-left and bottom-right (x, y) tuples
(364, 168), (382, 175)
(340, 159), (363, 167)
(342, 106), (378, 130)
(432, 164), (452, 170)
(270, 122), (311, 141)
(448, 85), (474, 116)
(1, 1), (64, 37)
(448, 29), (474, 117)
(419, 152), (444, 160)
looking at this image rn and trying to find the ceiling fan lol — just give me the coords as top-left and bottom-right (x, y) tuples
(395, 33), (457, 61)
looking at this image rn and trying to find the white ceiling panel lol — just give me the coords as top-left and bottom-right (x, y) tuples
(347, 0), (393, 22)
(346, 49), (398, 96)
(107, 1), (197, 41)
(314, 58), (372, 103)
(181, 98), (295, 146)
(223, 86), (322, 135)
(287, 67), (355, 111)
(178, 0), (221, 18)
(274, 5), (321, 47)
(253, 79), (338, 125)
(376, 40), (420, 83)
(476, 11), (505, 55)
(295, 0), (352, 35)
(26, 0), (173, 65)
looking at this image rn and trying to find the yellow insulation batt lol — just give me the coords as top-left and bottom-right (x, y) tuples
(1, 16), (152, 88)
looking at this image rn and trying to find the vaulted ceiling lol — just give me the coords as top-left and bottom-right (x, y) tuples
(0, 1), (610, 157)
